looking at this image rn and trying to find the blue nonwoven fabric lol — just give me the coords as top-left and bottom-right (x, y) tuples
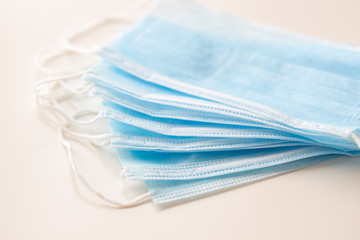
(97, 0), (360, 146)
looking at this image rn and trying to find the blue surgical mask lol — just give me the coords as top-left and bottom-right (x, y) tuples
(100, 100), (359, 152)
(34, 0), (360, 207)
(97, 0), (360, 146)
(90, 84), (264, 128)
(102, 100), (311, 141)
(85, 63), (360, 151)
(107, 119), (309, 152)
(144, 154), (341, 204)
(83, 61), (271, 122)
(115, 146), (351, 181)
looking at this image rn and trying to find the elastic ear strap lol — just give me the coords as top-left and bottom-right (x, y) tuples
(37, 100), (110, 146)
(39, 102), (100, 125)
(68, 110), (111, 146)
(35, 1), (154, 74)
(350, 133), (360, 148)
(62, 0), (153, 54)
(36, 77), (151, 207)
(34, 0), (154, 208)
(62, 17), (121, 54)
(41, 86), (151, 207)
(34, 47), (97, 74)
(34, 71), (112, 146)
(59, 128), (151, 208)
(34, 71), (85, 91)
(34, 72), (96, 125)
(58, 80), (93, 94)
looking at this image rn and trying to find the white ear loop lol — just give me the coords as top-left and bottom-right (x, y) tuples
(36, 83), (152, 207)
(37, 95), (111, 146)
(62, 16), (133, 54)
(62, 0), (153, 54)
(34, 47), (98, 74)
(67, 110), (111, 146)
(59, 127), (151, 208)
(36, 91), (112, 146)
(34, 0), (155, 208)
(120, 169), (126, 178)
(35, 1), (155, 74)
(34, 72), (97, 125)
(350, 133), (360, 148)
(34, 71), (92, 94)
(34, 70), (112, 146)
(39, 101), (100, 125)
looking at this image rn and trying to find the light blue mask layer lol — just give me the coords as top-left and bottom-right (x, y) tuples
(84, 62), (275, 123)
(144, 155), (341, 204)
(89, 82), (360, 151)
(113, 146), (353, 180)
(101, 99), (360, 151)
(102, 100), (311, 141)
(87, 64), (324, 139)
(87, 61), (359, 138)
(145, 0), (360, 78)
(97, 0), (360, 143)
(90, 87), (266, 128)
(85, 63), (360, 150)
(108, 119), (309, 152)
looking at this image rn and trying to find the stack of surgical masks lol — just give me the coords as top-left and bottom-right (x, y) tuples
(35, 0), (360, 206)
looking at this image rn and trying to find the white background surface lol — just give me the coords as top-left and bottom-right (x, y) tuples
(1, 0), (360, 239)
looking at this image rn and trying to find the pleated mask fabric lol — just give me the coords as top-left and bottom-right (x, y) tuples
(97, 0), (360, 146)
(143, 155), (342, 204)
(84, 62), (360, 151)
